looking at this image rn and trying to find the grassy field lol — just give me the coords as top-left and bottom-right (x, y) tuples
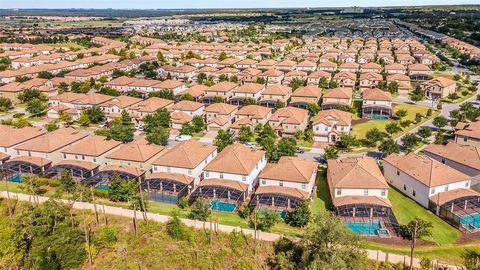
(38, 20), (124, 28)
(44, 42), (86, 50)
(352, 102), (434, 139)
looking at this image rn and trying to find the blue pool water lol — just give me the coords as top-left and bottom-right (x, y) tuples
(459, 213), (480, 229)
(211, 200), (236, 212)
(368, 115), (389, 120)
(346, 220), (381, 236)
(149, 193), (179, 204)
(95, 185), (109, 191)
(8, 174), (22, 183)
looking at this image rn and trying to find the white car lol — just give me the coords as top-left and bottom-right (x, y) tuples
(175, 135), (192, 141)
(135, 125), (144, 131)
(244, 142), (256, 148)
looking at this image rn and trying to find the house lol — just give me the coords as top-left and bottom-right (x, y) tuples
(252, 156), (318, 211)
(269, 107), (309, 137)
(296, 60), (317, 72)
(290, 85), (322, 108)
(384, 153), (480, 232)
(338, 62), (359, 73)
(408, 64), (432, 80)
(385, 63), (407, 75)
(148, 140), (217, 202)
(104, 76), (138, 92)
(99, 96), (142, 118)
(205, 103), (238, 132)
(360, 62), (382, 73)
(283, 70), (308, 84)
(327, 157), (398, 235)
(307, 70), (331, 86)
(71, 93), (114, 110)
(49, 92), (86, 108)
(256, 59), (277, 71)
(259, 85), (292, 108)
(106, 139), (165, 172)
(155, 79), (187, 95)
(203, 81), (238, 104)
(230, 105), (272, 133)
(362, 88), (393, 119)
(13, 128), (88, 172)
(454, 119), (480, 148)
(0, 126), (46, 160)
(359, 72), (383, 90)
(235, 59), (257, 70)
(424, 142), (480, 180)
(52, 135), (121, 179)
(229, 83), (266, 105)
(312, 109), (352, 143)
(196, 143), (266, 201)
(168, 100), (204, 117)
(318, 61), (338, 72)
(333, 72), (356, 89)
(128, 97), (174, 119)
(420, 77), (456, 99)
(238, 68), (262, 83)
(387, 74), (412, 96)
(260, 69), (284, 85)
(275, 60), (297, 71)
(178, 85), (209, 102)
(321, 87), (353, 109)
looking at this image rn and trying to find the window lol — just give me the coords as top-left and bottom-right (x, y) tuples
(403, 184), (406, 191)
(445, 185), (449, 191)
(279, 181), (283, 187)
(75, 155), (78, 160)
(381, 189), (386, 196)
(205, 171), (209, 177)
(413, 190), (416, 197)
(441, 158), (445, 164)
(140, 163), (143, 169)
(205, 159), (207, 164)
(301, 184), (306, 190)
(82, 155), (85, 160)
(63, 154), (66, 159)
(17, 150), (20, 155)
(431, 187), (435, 195)
(261, 180), (266, 185)
(336, 189), (342, 196)
(167, 167), (171, 172)
(464, 137), (468, 142)
(363, 189), (369, 196)
(465, 181), (469, 187)
(28, 151), (31, 157)
(220, 173), (224, 179)
(93, 158), (96, 162)
(188, 169), (192, 175)
(242, 175), (246, 181)
(397, 170), (400, 176)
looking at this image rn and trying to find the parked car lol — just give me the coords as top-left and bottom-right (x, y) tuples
(244, 142), (256, 148)
(296, 148), (305, 154)
(135, 124), (144, 131)
(175, 135), (192, 141)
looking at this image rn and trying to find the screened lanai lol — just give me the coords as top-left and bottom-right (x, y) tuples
(44, 160), (99, 181)
(250, 186), (309, 212)
(141, 172), (194, 204)
(334, 196), (400, 237)
(1, 156), (52, 175)
(429, 188), (480, 233)
(82, 165), (145, 189)
(189, 178), (249, 212)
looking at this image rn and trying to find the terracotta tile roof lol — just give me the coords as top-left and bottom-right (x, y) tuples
(169, 100), (204, 112)
(334, 71), (356, 80)
(107, 142), (164, 162)
(408, 63), (431, 72)
(262, 85), (292, 96)
(292, 85), (322, 98)
(171, 111), (193, 124)
(61, 135), (121, 156)
(385, 63), (406, 71)
(424, 142), (480, 171)
(455, 119), (480, 140)
(323, 87), (352, 99)
(101, 164), (145, 178)
(104, 76), (138, 86)
(422, 77), (456, 88)
(359, 72), (383, 81)
(153, 139), (216, 169)
(73, 93), (114, 106)
(259, 156), (317, 183)
(384, 153), (471, 187)
(362, 88), (392, 101)
(50, 92), (85, 103)
(308, 70), (331, 79)
(387, 73), (411, 82)
(156, 79), (185, 89)
(129, 97), (173, 113)
(14, 128), (87, 153)
(179, 85), (209, 98)
(146, 172), (194, 185)
(269, 107), (309, 125)
(205, 103), (237, 114)
(0, 126), (46, 147)
(209, 81), (238, 93)
(99, 96), (142, 109)
(233, 83), (264, 94)
(9, 156), (52, 167)
(312, 109), (352, 126)
(285, 70), (307, 77)
(204, 144), (265, 175)
(236, 105), (272, 120)
(327, 157), (388, 190)
(255, 185), (309, 199)
(208, 116), (229, 126)
(199, 178), (249, 192)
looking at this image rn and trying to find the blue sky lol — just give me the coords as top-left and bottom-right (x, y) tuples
(1, 0), (478, 9)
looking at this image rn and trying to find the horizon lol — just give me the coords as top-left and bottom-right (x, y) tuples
(1, 0), (479, 10)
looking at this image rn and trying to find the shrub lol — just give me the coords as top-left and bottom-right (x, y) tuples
(447, 92), (459, 100)
(239, 206), (251, 219)
(426, 109), (432, 117)
(48, 179), (61, 187)
(177, 196), (189, 209)
(400, 120), (413, 128)
(250, 210), (280, 232)
(166, 213), (191, 240)
(94, 225), (117, 248)
(13, 112), (25, 118)
(93, 189), (109, 198)
(188, 197), (210, 221)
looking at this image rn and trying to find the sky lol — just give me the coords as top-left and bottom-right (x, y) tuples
(1, 0), (478, 9)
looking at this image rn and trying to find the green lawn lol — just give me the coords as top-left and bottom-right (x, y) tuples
(352, 102), (434, 139)
(310, 169), (332, 215)
(388, 187), (461, 245)
(44, 42), (86, 50)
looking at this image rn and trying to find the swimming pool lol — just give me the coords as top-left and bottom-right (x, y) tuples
(95, 185), (109, 191)
(8, 174), (22, 183)
(345, 220), (381, 236)
(368, 115), (390, 120)
(459, 213), (480, 230)
(211, 200), (236, 212)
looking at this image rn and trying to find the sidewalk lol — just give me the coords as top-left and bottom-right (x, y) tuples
(1, 191), (464, 269)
